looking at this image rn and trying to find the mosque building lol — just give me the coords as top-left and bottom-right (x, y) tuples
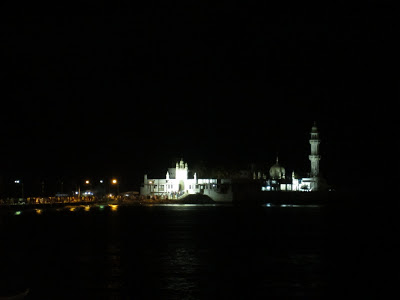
(257, 157), (292, 191)
(140, 123), (326, 201)
(256, 122), (326, 192)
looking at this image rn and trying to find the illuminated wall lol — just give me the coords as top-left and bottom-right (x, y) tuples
(140, 159), (231, 200)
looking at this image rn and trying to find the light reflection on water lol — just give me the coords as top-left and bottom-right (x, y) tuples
(5, 203), (326, 217)
(160, 247), (201, 298)
(109, 204), (118, 211)
(264, 203), (323, 208)
(150, 204), (220, 207)
(1, 204), (332, 298)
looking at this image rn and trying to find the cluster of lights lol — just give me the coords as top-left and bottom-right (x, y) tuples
(72, 179), (119, 196)
(84, 179), (117, 184)
(11, 178), (119, 201)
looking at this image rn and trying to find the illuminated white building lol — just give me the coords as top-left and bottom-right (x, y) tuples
(259, 157), (292, 191)
(292, 122), (325, 191)
(140, 159), (232, 201)
(258, 122), (326, 192)
(141, 124), (326, 200)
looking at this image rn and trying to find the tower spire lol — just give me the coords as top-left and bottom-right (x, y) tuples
(309, 122), (321, 178)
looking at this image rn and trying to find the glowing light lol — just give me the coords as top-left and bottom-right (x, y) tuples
(14, 211), (21, 215)
(36, 209), (42, 214)
(109, 204), (118, 211)
(14, 180), (20, 184)
(100, 180), (104, 183)
(69, 207), (76, 212)
(84, 206), (90, 211)
(99, 205), (104, 210)
(85, 180), (90, 184)
(112, 179), (117, 184)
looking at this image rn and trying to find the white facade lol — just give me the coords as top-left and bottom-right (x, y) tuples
(140, 159), (232, 201)
(309, 122), (321, 178)
(291, 122), (323, 191)
(258, 123), (325, 192)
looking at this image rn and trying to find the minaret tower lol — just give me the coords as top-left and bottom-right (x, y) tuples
(309, 122), (321, 178)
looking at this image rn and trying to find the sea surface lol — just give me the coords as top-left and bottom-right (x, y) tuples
(0, 202), (394, 299)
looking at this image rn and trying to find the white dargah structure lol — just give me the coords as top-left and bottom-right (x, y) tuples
(140, 123), (327, 201)
(140, 159), (232, 201)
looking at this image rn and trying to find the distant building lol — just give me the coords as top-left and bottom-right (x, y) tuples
(141, 123), (327, 201)
(140, 159), (232, 201)
(255, 157), (292, 191)
(295, 122), (327, 191)
(255, 122), (327, 192)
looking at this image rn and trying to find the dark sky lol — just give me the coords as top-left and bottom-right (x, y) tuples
(0, 2), (393, 193)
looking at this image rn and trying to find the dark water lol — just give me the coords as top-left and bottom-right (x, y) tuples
(0, 203), (394, 299)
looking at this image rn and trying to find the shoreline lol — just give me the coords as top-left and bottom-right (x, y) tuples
(0, 191), (373, 211)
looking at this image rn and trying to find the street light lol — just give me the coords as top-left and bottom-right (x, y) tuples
(83, 179), (93, 201)
(111, 179), (119, 195)
(98, 180), (104, 199)
(14, 180), (24, 200)
(76, 179), (90, 201)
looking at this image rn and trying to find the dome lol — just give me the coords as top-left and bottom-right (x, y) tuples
(311, 121), (318, 133)
(269, 157), (286, 179)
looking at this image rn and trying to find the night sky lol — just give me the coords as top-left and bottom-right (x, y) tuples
(0, 2), (393, 195)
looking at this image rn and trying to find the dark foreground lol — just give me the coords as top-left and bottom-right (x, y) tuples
(0, 199), (395, 299)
